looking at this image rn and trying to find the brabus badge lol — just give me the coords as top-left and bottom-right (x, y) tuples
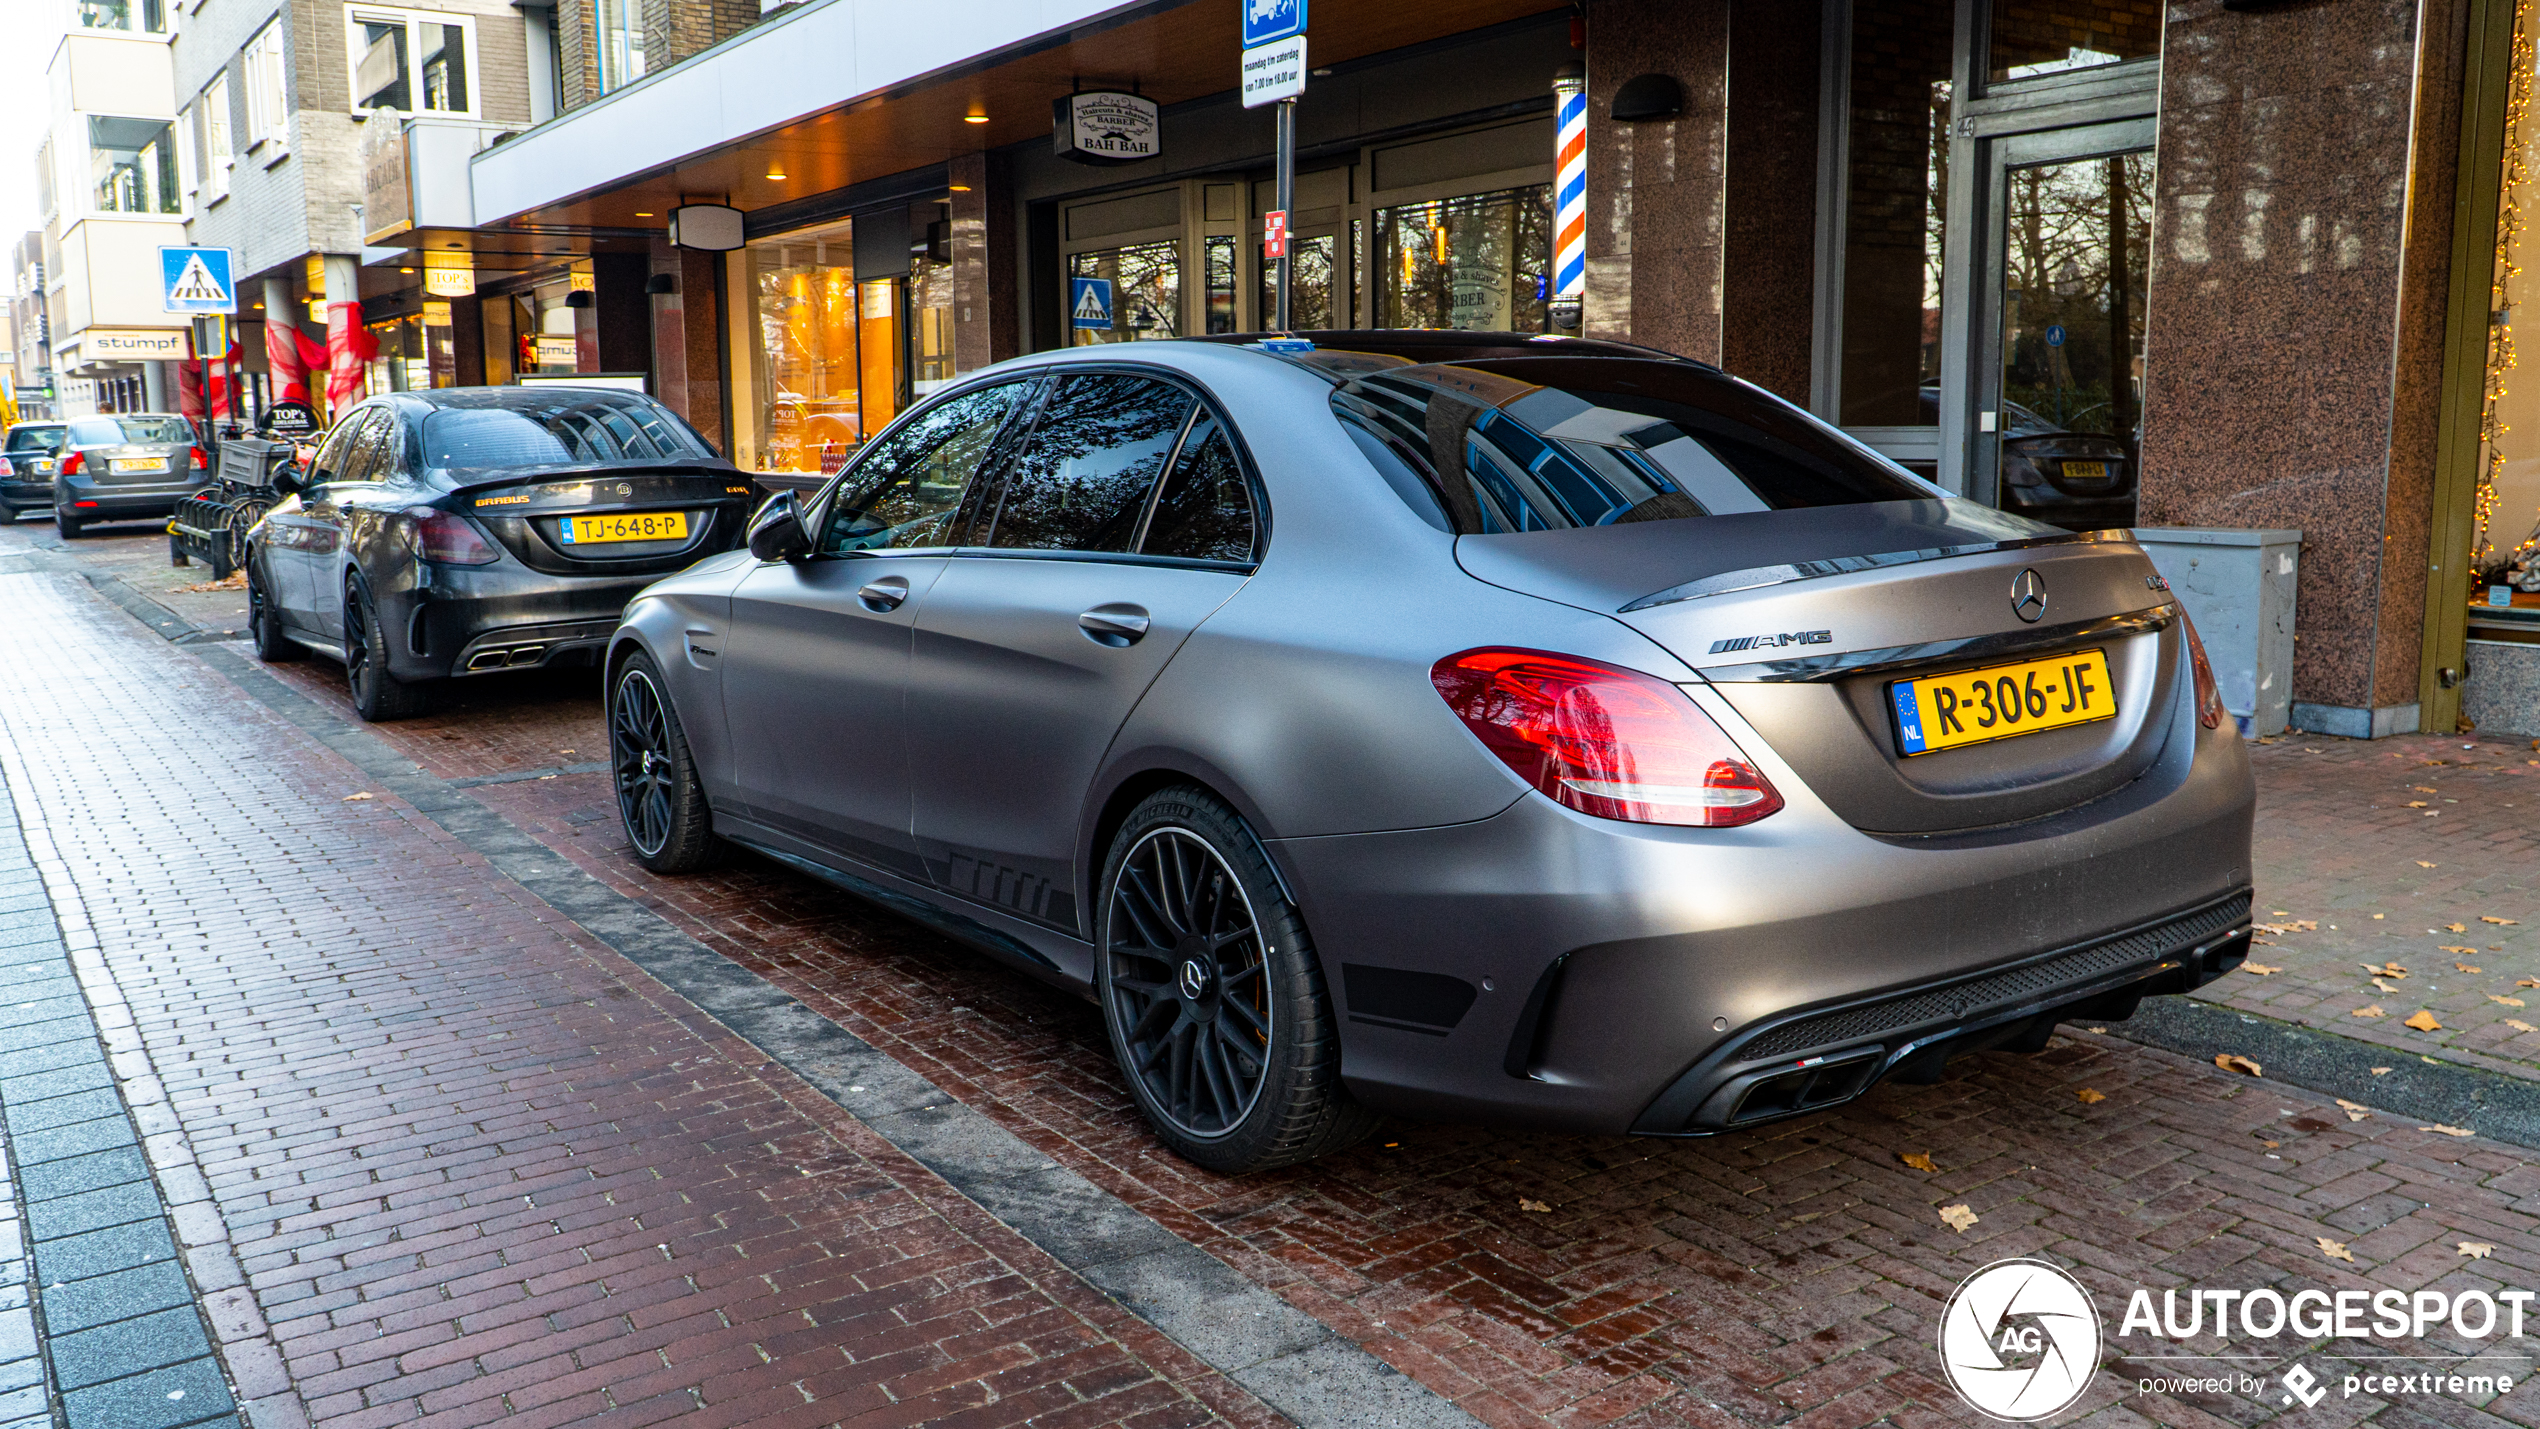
(2144, 573), (2171, 592)
(475, 494), (530, 506)
(1709, 630), (1833, 655)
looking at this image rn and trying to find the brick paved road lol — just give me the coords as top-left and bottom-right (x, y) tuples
(6, 523), (2540, 1428)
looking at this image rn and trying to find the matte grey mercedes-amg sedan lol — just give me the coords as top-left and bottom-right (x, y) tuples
(606, 331), (2254, 1173)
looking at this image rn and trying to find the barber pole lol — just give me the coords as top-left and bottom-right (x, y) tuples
(1552, 64), (1587, 326)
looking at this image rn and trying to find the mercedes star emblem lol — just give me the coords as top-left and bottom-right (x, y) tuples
(1178, 959), (1209, 1000)
(2010, 568), (2048, 623)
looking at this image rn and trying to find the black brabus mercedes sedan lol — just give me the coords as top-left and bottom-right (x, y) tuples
(248, 387), (754, 720)
(604, 330), (2256, 1173)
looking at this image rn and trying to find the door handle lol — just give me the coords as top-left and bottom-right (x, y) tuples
(1078, 605), (1152, 647)
(857, 574), (912, 612)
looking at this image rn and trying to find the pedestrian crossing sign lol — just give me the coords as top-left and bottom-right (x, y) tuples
(1070, 276), (1113, 330)
(161, 246), (236, 314)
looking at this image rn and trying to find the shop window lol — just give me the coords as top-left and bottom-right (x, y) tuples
(89, 117), (179, 216)
(1259, 232), (1347, 332)
(911, 252), (955, 398)
(1373, 185), (1552, 333)
(1835, 0), (1951, 428)
(1204, 236), (1238, 334)
(350, 8), (475, 115)
(739, 220), (916, 478)
(1987, 0), (2161, 85)
(1069, 242), (1181, 345)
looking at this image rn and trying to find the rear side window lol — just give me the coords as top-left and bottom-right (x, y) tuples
(985, 374), (1193, 553)
(68, 416), (193, 446)
(6, 426), (63, 452)
(1139, 414), (1255, 562)
(820, 381), (1029, 554)
(1332, 358), (1932, 534)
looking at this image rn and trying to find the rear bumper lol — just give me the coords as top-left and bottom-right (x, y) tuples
(57, 475), (208, 518)
(1271, 681), (2255, 1136)
(2, 479), (49, 504)
(382, 565), (658, 681)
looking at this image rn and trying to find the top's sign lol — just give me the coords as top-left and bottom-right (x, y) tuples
(1241, 0), (1304, 48)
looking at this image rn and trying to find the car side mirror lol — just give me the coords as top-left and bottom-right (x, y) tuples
(269, 467), (304, 497)
(746, 491), (814, 562)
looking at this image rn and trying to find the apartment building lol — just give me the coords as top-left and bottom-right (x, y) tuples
(8, 234), (52, 421)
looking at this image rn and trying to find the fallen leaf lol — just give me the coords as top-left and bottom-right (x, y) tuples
(2261, 1139), (2281, 1149)
(2243, 963), (2281, 976)
(2352, 1005), (2387, 1019)
(2374, 914), (2386, 920)
(1518, 1198), (1552, 1213)
(2458, 963), (2485, 973)
(2372, 1066), (2394, 1075)
(2076, 1088), (2107, 1104)
(2492, 995), (2527, 1008)
(1938, 1204), (1980, 1233)
(2442, 947), (2481, 956)
(2374, 979), (2397, 994)
(2404, 1010), (2444, 1032)
(2336, 1098), (2369, 1111)
(1899, 1151), (1938, 1173)
(2317, 1237), (2356, 1263)
(2420, 1124), (2476, 1137)
(2408, 801), (2429, 808)
(2460, 1242), (2497, 1259)
(2509, 1020), (2539, 1033)
(2418, 861), (2439, 868)
(2215, 1053), (2263, 1077)
(2361, 962), (2409, 978)
(2347, 1111), (2370, 1121)
(2482, 916), (2520, 926)
(2414, 785), (2440, 793)
(2447, 923), (2469, 934)
(2521, 979), (2540, 989)
(342, 792), (375, 802)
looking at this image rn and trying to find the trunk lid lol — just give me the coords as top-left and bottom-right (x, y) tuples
(449, 464), (757, 576)
(1456, 500), (2184, 834)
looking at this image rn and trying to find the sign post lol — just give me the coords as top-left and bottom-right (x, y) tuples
(1240, 0), (1307, 332)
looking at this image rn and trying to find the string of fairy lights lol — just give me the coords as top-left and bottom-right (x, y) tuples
(2480, 0), (2540, 572)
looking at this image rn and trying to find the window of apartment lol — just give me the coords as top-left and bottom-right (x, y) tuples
(349, 8), (475, 114)
(596, 0), (645, 94)
(199, 74), (232, 199)
(89, 117), (180, 215)
(243, 22), (289, 149)
(78, 0), (168, 35)
(34, 140), (55, 221)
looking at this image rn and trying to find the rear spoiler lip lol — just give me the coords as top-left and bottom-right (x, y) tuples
(1619, 528), (2138, 614)
(1696, 600), (2177, 685)
(440, 461), (745, 498)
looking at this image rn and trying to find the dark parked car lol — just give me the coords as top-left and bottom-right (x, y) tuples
(246, 386), (755, 721)
(1922, 384), (2136, 530)
(607, 331), (2254, 1173)
(48, 413), (208, 537)
(2, 421), (67, 519)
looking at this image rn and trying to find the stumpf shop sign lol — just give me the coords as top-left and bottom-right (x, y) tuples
(1053, 92), (1159, 165)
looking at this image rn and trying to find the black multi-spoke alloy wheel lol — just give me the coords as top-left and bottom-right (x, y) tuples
(345, 580), (427, 722)
(246, 557), (300, 663)
(1097, 786), (1375, 1173)
(609, 651), (722, 874)
(53, 508), (81, 540)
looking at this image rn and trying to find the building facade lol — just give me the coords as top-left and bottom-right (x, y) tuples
(9, 234), (53, 421)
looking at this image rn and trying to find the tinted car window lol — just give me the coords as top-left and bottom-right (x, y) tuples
(820, 381), (1029, 554)
(419, 393), (708, 469)
(333, 411), (394, 484)
(1332, 358), (1932, 534)
(308, 415), (365, 484)
(1139, 414), (1255, 562)
(68, 416), (193, 446)
(6, 426), (63, 453)
(987, 375), (1193, 553)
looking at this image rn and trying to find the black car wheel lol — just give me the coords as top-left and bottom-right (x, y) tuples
(609, 651), (722, 873)
(247, 558), (300, 664)
(1097, 786), (1375, 1173)
(345, 581), (426, 722)
(53, 508), (81, 540)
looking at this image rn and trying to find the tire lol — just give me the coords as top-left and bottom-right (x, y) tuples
(54, 509), (81, 540)
(1096, 786), (1376, 1173)
(345, 580), (427, 721)
(608, 650), (723, 873)
(246, 558), (300, 663)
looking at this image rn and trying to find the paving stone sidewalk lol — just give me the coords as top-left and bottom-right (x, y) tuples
(14, 524), (2540, 1428)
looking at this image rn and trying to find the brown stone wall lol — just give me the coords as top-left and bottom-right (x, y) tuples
(948, 151), (1019, 374)
(558, 0), (761, 113)
(2136, 0), (2470, 713)
(650, 237), (726, 453)
(1721, 0), (1821, 403)
(1583, 0), (1729, 361)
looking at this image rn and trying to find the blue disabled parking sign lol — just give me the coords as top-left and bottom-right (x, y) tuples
(1070, 276), (1114, 330)
(161, 246), (236, 315)
(1242, 0), (1305, 46)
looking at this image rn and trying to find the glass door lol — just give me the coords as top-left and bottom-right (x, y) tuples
(1974, 119), (2153, 529)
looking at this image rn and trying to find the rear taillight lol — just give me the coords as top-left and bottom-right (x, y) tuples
(2182, 611), (2225, 730)
(405, 507), (500, 565)
(1432, 648), (1784, 827)
(59, 452), (82, 476)
(189, 445), (208, 469)
(0, 457), (13, 477)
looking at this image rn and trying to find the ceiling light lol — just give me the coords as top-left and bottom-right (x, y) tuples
(634, 211), (654, 217)
(963, 114), (989, 124)
(400, 267), (415, 274)
(947, 184), (971, 193)
(766, 163), (788, 179)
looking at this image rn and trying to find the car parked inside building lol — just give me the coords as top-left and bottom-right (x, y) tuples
(246, 386), (756, 721)
(1, 421), (67, 520)
(46, 413), (209, 538)
(606, 331), (2256, 1174)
